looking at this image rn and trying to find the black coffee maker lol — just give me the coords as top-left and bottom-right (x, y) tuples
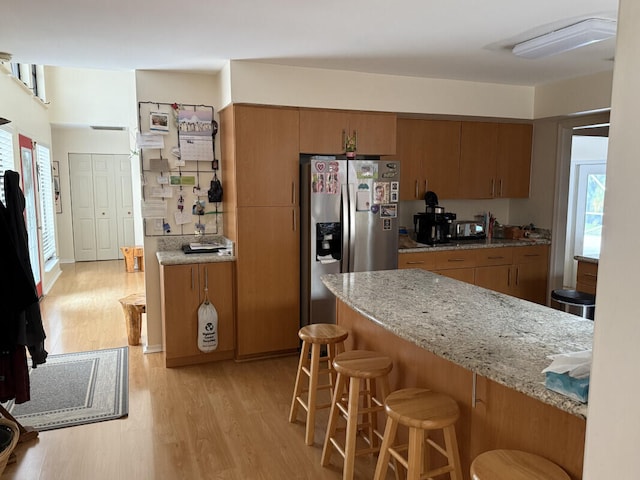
(414, 191), (456, 245)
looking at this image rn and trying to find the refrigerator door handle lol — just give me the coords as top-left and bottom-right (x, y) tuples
(341, 184), (349, 273)
(348, 183), (356, 272)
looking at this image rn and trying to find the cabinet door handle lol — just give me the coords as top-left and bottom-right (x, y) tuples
(491, 178), (495, 197)
(508, 267), (511, 286)
(487, 256), (504, 260)
(291, 181), (296, 205)
(292, 209), (297, 231)
(499, 179), (503, 197)
(424, 179), (428, 195)
(205, 267), (209, 290)
(584, 273), (598, 278)
(524, 254), (540, 257)
(515, 267), (520, 286)
(448, 258), (467, 262)
(406, 261), (425, 265)
(353, 130), (358, 150)
(191, 267), (195, 290)
(415, 180), (419, 199)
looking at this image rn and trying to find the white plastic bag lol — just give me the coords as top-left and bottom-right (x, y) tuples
(197, 289), (218, 352)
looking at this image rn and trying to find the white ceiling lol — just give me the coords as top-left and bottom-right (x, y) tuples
(1, 0), (619, 86)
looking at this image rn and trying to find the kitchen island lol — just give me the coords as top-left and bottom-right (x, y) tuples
(322, 269), (592, 480)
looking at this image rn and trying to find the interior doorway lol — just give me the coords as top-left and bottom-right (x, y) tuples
(69, 153), (134, 261)
(563, 132), (608, 288)
(550, 115), (609, 293)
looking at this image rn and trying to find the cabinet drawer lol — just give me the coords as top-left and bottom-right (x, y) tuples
(476, 247), (513, 267)
(512, 245), (549, 264)
(398, 252), (436, 270)
(433, 267), (475, 284)
(433, 249), (477, 270)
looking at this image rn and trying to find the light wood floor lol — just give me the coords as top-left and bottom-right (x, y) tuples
(4, 260), (388, 480)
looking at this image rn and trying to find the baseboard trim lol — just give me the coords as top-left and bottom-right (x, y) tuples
(143, 344), (163, 354)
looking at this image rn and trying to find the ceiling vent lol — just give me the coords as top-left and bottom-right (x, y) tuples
(90, 125), (127, 131)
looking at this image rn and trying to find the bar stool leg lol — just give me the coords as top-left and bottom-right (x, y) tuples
(321, 373), (346, 467)
(305, 342), (322, 446)
(407, 427), (424, 480)
(289, 340), (310, 423)
(373, 416), (399, 480)
(442, 425), (463, 480)
(343, 376), (362, 480)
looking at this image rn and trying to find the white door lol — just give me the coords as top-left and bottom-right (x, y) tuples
(92, 155), (119, 260)
(70, 154), (98, 261)
(70, 154), (133, 261)
(115, 155), (135, 248)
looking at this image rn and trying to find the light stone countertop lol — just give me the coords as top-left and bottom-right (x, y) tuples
(321, 269), (592, 418)
(574, 255), (599, 264)
(399, 237), (551, 253)
(156, 250), (235, 265)
(156, 235), (235, 265)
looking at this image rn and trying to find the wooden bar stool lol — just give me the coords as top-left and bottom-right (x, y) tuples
(289, 323), (349, 446)
(374, 388), (463, 480)
(321, 350), (393, 480)
(471, 449), (570, 480)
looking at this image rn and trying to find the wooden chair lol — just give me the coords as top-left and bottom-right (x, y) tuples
(289, 323), (348, 446)
(374, 388), (463, 480)
(470, 449), (571, 480)
(321, 350), (393, 480)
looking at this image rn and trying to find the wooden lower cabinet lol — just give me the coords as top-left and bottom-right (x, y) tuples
(399, 245), (549, 305)
(235, 206), (300, 359)
(160, 262), (235, 367)
(337, 300), (586, 480)
(576, 260), (598, 295)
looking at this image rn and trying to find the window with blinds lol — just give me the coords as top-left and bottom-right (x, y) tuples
(36, 144), (57, 262)
(0, 129), (15, 204)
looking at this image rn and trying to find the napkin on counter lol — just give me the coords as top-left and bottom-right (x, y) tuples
(542, 350), (592, 403)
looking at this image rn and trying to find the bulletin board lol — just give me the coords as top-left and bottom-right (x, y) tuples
(137, 101), (221, 237)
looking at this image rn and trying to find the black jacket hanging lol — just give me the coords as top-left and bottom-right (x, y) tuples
(3, 170), (48, 367)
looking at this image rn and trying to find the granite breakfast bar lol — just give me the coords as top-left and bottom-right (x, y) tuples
(321, 269), (593, 480)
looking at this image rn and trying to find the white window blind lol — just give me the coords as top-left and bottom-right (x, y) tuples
(0, 129), (15, 204)
(36, 144), (57, 262)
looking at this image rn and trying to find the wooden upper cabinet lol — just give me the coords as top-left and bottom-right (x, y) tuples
(496, 123), (533, 198)
(422, 120), (461, 199)
(347, 111), (396, 155)
(233, 105), (300, 207)
(459, 122), (498, 199)
(394, 118), (460, 201)
(459, 121), (532, 199)
(299, 108), (396, 155)
(394, 118), (428, 201)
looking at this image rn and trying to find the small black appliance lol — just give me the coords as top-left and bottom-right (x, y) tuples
(414, 191), (456, 245)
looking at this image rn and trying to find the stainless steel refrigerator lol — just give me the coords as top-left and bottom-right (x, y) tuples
(300, 155), (400, 326)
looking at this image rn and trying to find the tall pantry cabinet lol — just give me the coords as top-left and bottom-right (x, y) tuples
(220, 104), (300, 359)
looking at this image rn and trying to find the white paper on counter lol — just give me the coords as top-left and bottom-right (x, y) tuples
(542, 350), (592, 378)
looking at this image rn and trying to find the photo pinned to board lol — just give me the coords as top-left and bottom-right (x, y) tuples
(383, 218), (392, 231)
(149, 111), (170, 134)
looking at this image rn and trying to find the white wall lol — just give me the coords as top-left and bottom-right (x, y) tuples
(583, 0), (640, 477)
(46, 67), (137, 128)
(0, 62), (61, 293)
(135, 69), (221, 351)
(229, 61), (535, 119)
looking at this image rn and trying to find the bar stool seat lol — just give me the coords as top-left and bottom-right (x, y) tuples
(321, 350), (393, 480)
(471, 449), (570, 480)
(374, 388), (463, 480)
(551, 289), (596, 319)
(289, 323), (348, 446)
